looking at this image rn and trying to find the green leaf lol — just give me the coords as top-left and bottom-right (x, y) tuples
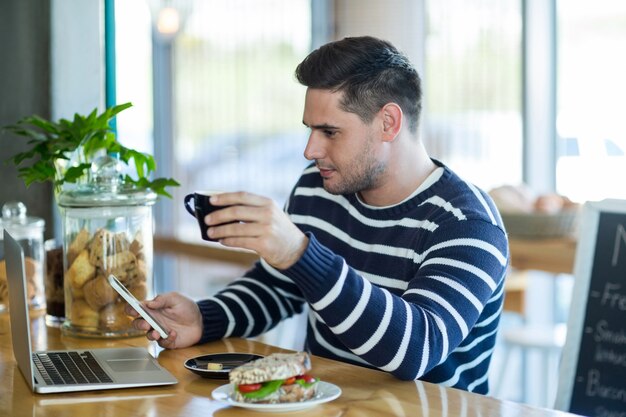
(26, 115), (61, 134)
(122, 175), (179, 198)
(295, 378), (319, 389)
(2, 102), (179, 198)
(4, 126), (47, 142)
(63, 164), (92, 183)
(147, 178), (180, 198)
(18, 161), (56, 186)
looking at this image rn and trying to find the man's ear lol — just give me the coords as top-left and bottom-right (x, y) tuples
(380, 103), (403, 142)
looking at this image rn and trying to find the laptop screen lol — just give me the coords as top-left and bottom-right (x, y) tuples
(4, 229), (36, 391)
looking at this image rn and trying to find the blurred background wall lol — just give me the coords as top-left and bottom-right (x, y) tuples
(0, 0), (54, 239)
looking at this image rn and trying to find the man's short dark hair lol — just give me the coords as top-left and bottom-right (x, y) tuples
(295, 36), (422, 134)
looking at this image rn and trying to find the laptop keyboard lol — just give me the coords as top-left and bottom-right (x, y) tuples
(33, 351), (113, 385)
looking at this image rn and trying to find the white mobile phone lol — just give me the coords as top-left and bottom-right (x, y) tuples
(107, 274), (169, 339)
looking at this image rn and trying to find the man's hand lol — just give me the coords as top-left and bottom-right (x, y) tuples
(204, 191), (309, 270)
(126, 292), (203, 349)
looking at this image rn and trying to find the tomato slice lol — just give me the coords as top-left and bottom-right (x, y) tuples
(284, 377), (296, 385)
(238, 383), (262, 393)
(296, 374), (317, 384)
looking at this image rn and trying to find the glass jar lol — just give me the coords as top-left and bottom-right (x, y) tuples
(58, 156), (156, 338)
(0, 201), (46, 313)
(44, 238), (65, 326)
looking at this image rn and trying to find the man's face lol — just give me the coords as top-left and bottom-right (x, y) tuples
(302, 88), (386, 196)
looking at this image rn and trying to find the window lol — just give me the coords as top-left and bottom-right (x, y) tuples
(114, 1), (153, 155)
(424, 0), (523, 190)
(114, 0), (311, 295)
(115, 0), (311, 241)
(166, 0), (311, 239)
(556, 0), (626, 202)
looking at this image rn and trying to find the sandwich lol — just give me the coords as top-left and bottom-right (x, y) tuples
(229, 352), (319, 404)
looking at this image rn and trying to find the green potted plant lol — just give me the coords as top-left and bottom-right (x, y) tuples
(2, 102), (178, 197)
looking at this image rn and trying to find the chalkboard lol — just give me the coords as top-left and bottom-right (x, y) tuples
(555, 199), (626, 417)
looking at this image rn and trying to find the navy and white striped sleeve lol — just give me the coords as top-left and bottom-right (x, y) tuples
(196, 261), (307, 343)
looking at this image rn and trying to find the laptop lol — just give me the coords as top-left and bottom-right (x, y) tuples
(3, 229), (178, 394)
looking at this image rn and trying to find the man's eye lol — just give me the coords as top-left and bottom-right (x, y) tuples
(324, 130), (336, 137)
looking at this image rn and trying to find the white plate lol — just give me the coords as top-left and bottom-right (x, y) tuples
(211, 381), (342, 412)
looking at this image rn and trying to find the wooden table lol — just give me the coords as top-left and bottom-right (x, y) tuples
(0, 314), (580, 417)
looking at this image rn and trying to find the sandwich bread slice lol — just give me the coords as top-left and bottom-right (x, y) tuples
(229, 352), (319, 403)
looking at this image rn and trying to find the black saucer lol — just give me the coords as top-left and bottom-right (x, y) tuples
(184, 352), (263, 380)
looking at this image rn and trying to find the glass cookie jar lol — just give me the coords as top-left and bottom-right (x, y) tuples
(0, 201), (46, 313)
(58, 156), (156, 338)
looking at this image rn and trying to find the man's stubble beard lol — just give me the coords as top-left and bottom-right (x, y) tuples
(322, 135), (386, 196)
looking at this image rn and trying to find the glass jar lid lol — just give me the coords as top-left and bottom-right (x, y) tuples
(0, 201), (45, 238)
(57, 155), (157, 208)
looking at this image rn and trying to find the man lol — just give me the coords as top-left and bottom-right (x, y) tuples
(130, 36), (509, 394)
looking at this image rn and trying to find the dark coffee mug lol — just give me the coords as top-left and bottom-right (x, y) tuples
(184, 191), (225, 241)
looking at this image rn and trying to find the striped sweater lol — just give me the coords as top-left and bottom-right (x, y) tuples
(197, 160), (509, 394)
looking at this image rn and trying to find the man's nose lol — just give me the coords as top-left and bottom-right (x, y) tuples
(303, 132), (324, 161)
